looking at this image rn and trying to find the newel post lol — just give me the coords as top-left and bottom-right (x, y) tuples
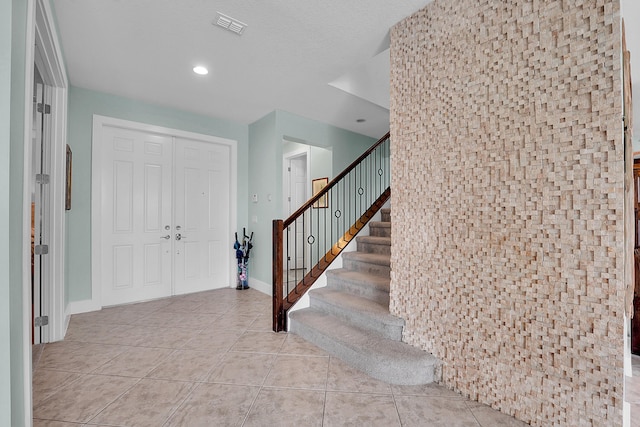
(272, 219), (284, 332)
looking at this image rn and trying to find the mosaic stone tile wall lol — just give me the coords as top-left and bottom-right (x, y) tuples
(389, 1), (623, 425)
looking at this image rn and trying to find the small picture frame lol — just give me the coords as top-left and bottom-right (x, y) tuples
(65, 144), (72, 210)
(312, 177), (328, 209)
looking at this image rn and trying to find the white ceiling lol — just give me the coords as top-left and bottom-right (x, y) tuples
(52, 1), (640, 143)
(51, 0), (432, 139)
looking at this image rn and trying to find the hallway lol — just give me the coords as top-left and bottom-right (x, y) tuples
(32, 288), (528, 426)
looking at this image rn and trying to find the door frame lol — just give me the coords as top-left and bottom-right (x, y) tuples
(91, 115), (238, 310)
(31, 0), (68, 344)
(282, 147), (310, 216)
(21, 0), (68, 423)
(282, 146), (311, 275)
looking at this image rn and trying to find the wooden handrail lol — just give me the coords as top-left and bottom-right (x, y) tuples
(273, 132), (391, 332)
(284, 131), (390, 228)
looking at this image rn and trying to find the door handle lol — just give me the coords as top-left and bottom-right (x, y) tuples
(176, 233), (186, 241)
(160, 235), (171, 240)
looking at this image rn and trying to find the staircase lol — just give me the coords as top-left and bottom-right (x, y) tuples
(289, 208), (440, 385)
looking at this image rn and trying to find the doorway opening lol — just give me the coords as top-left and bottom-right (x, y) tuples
(283, 149), (309, 292)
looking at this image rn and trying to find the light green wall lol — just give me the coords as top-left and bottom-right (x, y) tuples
(248, 110), (376, 286)
(4, 0), (28, 424)
(66, 86), (249, 303)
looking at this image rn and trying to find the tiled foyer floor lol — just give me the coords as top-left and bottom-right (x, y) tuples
(32, 288), (530, 426)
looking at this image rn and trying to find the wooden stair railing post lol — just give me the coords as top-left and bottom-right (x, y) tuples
(272, 219), (285, 332)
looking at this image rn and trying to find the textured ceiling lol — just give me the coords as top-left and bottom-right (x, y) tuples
(52, 0), (432, 138)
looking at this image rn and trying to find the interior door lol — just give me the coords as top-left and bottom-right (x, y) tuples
(100, 126), (173, 306)
(173, 137), (231, 295)
(288, 155), (307, 269)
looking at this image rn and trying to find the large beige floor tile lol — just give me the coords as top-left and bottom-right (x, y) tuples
(231, 330), (286, 353)
(33, 420), (83, 427)
(468, 404), (530, 426)
(630, 403), (640, 427)
(207, 352), (276, 386)
(264, 354), (329, 390)
(211, 314), (262, 332)
(113, 325), (200, 348)
(626, 374), (640, 404)
(395, 395), (480, 427)
(182, 329), (242, 352)
(247, 313), (273, 332)
(279, 334), (329, 357)
(38, 341), (123, 373)
(243, 388), (324, 427)
(326, 357), (392, 394)
(32, 369), (82, 407)
(161, 298), (205, 313)
(91, 346), (174, 378)
(323, 392), (401, 427)
(146, 349), (224, 382)
(391, 382), (467, 398)
(88, 378), (194, 426)
(70, 304), (151, 325)
(135, 310), (190, 328)
(33, 374), (138, 423)
(164, 382), (260, 427)
(64, 321), (131, 345)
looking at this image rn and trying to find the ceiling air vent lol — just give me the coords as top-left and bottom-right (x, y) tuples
(214, 12), (247, 35)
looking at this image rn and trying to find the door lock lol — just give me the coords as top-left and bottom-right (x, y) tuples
(176, 233), (186, 241)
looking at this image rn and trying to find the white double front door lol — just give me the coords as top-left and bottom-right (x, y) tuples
(97, 119), (232, 306)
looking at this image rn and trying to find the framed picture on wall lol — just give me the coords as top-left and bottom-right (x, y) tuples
(65, 145), (72, 210)
(312, 177), (328, 208)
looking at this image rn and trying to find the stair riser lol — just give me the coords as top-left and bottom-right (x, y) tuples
(326, 278), (389, 305)
(343, 258), (390, 278)
(381, 210), (391, 223)
(289, 316), (437, 385)
(369, 224), (391, 238)
(357, 241), (391, 256)
(309, 295), (402, 341)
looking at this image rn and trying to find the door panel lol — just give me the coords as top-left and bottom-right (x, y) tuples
(101, 126), (173, 306)
(174, 137), (230, 295)
(289, 156), (307, 269)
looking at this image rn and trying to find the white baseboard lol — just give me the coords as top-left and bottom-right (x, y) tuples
(67, 298), (101, 315)
(248, 277), (272, 296)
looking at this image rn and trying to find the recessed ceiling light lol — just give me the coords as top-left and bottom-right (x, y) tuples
(193, 66), (208, 75)
(356, 118), (366, 123)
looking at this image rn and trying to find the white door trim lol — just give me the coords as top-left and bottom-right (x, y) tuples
(282, 146), (310, 215)
(22, 0), (69, 423)
(91, 115), (238, 311)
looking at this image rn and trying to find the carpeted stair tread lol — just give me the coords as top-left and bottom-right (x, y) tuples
(356, 235), (391, 245)
(342, 251), (390, 266)
(309, 287), (403, 340)
(326, 269), (389, 292)
(289, 308), (438, 385)
(325, 268), (390, 305)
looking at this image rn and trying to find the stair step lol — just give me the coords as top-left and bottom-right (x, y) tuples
(309, 288), (403, 341)
(356, 235), (391, 256)
(369, 221), (391, 238)
(381, 208), (391, 223)
(289, 308), (439, 385)
(342, 251), (390, 278)
(325, 269), (389, 305)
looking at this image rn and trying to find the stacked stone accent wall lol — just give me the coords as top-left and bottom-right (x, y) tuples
(390, 1), (623, 425)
